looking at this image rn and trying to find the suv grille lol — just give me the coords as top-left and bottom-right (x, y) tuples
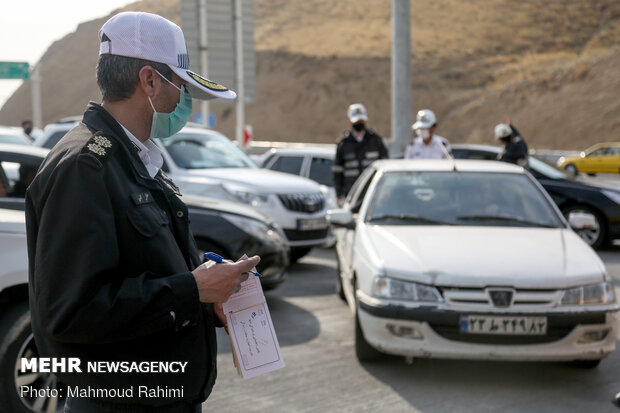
(278, 193), (325, 213)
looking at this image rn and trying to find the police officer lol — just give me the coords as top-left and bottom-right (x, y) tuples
(25, 12), (259, 412)
(405, 109), (452, 159)
(333, 103), (388, 205)
(495, 117), (529, 167)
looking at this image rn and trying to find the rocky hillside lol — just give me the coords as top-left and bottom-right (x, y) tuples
(1, 0), (620, 149)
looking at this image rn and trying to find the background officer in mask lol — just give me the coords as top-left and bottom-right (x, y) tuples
(405, 109), (452, 159)
(26, 12), (259, 412)
(333, 103), (388, 206)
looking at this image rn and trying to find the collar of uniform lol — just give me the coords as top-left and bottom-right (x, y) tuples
(353, 131), (365, 143)
(119, 124), (163, 178)
(82, 102), (159, 183)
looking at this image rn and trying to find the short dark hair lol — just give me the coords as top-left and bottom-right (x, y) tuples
(21, 120), (32, 127)
(96, 54), (173, 102)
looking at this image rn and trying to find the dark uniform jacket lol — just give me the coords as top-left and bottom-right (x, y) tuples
(499, 124), (529, 167)
(25, 103), (219, 409)
(333, 129), (388, 197)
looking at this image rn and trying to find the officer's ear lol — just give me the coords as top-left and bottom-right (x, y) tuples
(137, 66), (161, 98)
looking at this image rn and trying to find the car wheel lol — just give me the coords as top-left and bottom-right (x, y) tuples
(335, 255), (346, 302)
(570, 359), (601, 368)
(562, 205), (607, 249)
(290, 247), (312, 263)
(0, 302), (65, 413)
(564, 164), (578, 176)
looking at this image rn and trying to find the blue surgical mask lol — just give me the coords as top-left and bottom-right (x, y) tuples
(148, 71), (193, 139)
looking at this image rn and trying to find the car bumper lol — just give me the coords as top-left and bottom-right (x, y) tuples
(285, 226), (336, 248)
(357, 292), (620, 361)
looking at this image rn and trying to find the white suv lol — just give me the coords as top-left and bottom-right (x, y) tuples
(35, 123), (332, 261)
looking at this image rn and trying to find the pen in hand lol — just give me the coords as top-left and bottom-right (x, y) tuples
(203, 252), (262, 277)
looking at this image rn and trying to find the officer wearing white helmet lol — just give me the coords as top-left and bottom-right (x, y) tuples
(405, 109), (452, 159)
(494, 116), (528, 167)
(333, 103), (388, 206)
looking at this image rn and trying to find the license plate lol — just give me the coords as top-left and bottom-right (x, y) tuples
(459, 315), (547, 335)
(297, 217), (328, 231)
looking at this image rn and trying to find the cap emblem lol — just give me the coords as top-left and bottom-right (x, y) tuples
(187, 71), (228, 91)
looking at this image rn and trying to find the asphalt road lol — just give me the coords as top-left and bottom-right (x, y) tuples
(203, 246), (620, 413)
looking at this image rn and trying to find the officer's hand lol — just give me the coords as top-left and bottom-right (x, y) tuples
(191, 255), (260, 303)
(213, 303), (229, 334)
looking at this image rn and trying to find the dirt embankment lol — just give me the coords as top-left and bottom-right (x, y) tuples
(1, 0), (620, 150)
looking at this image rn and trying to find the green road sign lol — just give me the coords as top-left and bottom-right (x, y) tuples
(0, 61), (30, 79)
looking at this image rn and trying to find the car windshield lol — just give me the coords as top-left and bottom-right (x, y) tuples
(529, 156), (569, 179)
(366, 171), (563, 228)
(159, 132), (256, 169)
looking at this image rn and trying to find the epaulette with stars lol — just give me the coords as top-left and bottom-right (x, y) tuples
(78, 131), (117, 169)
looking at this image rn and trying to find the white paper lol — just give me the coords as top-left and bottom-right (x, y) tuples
(223, 255), (285, 379)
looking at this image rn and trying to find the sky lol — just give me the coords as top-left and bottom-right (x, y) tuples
(0, 0), (136, 110)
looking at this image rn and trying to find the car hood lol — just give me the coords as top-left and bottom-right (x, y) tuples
(180, 168), (321, 194)
(182, 194), (272, 223)
(363, 225), (606, 288)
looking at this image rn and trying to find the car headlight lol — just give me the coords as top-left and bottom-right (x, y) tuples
(223, 184), (273, 208)
(223, 213), (282, 242)
(602, 189), (620, 205)
(560, 280), (616, 305)
(371, 277), (443, 302)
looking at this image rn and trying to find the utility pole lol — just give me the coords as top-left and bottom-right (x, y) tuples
(391, 0), (412, 157)
(199, 0), (209, 127)
(234, 0), (245, 149)
(31, 64), (42, 129)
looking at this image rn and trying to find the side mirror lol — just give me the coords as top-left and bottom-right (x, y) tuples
(327, 208), (356, 230)
(568, 212), (596, 230)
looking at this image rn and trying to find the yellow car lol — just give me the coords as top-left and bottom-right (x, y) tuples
(557, 142), (620, 176)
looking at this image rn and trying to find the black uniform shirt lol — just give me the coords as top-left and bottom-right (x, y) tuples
(333, 129), (388, 197)
(25, 103), (219, 408)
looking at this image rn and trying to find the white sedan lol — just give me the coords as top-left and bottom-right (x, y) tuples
(328, 159), (619, 365)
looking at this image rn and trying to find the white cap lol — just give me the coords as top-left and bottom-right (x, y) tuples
(412, 109), (437, 130)
(494, 123), (512, 139)
(99, 12), (236, 101)
(347, 103), (368, 123)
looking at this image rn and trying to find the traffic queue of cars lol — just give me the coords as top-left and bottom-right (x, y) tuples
(2, 118), (620, 389)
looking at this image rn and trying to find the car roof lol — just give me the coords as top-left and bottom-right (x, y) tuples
(0, 143), (49, 158)
(372, 159), (525, 173)
(0, 125), (25, 135)
(264, 146), (336, 157)
(175, 126), (228, 137)
(589, 142), (620, 149)
(451, 143), (501, 153)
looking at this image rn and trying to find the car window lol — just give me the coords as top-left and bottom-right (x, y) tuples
(588, 148), (606, 157)
(0, 134), (31, 146)
(528, 156), (569, 179)
(346, 168), (376, 213)
(0, 158), (41, 199)
(451, 149), (497, 161)
(160, 132), (257, 169)
(268, 155), (304, 175)
(309, 157), (334, 187)
(42, 131), (68, 149)
(366, 171), (563, 228)
(605, 147), (620, 155)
